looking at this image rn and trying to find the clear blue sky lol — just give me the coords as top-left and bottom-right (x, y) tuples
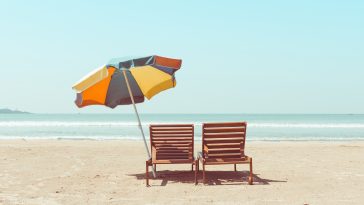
(0, 0), (363, 114)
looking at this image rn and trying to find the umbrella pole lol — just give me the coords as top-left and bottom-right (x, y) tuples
(122, 70), (156, 178)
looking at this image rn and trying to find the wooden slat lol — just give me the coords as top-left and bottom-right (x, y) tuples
(157, 151), (190, 155)
(207, 153), (242, 158)
(153, 139), (191, 144)
(157, 152), (189, 156)
(203, 122), (246, 127)
(156, 150), (190, 154)
(157, 150), (189, 154)
(208, 149), (240, 154)
(150, 124), (193, 127)
(206, 150), (242, 156)
(204, 137), (244, 141)
(152, 159), (194, 164)
(157, 158), (190, 161)
(157, 152), (190, 156)
(204, 133), (245, 138)
(206, 143), (241, 149)
(153, 139), (192, 142)
(204, 138), (244, 144)
(154, 143), (190, 147)
(157, 153), (189, 156)
(208, 147), (240, 150)
(156, 147), (190, 150)
(152, 134), (193, 137)
(152, 133), (192, 136)
(151, 131), (193, 134)
(157, 156), (189, 160)
(157, 154), (190, 158)
(152, 137), (192, 141)
(151, 128), (193, 132)
(203, 127), (245, 133)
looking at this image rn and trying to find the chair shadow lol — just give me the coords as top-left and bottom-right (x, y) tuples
(129, 170), (287, 186)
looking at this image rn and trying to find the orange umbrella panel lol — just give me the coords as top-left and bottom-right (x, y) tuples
(75, 67), (115, 107)
(75, 67), (144, 108)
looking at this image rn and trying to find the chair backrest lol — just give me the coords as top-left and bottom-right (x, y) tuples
(150, 124), (194, 163)
(202, 122), (247, 159)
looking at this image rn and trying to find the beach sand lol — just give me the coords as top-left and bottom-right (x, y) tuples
(0, 140), (363, 205)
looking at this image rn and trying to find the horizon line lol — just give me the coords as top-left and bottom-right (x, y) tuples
(7, 112), (364, 115)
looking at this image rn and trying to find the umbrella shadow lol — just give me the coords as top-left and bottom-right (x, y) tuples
(129, 170), (287, 186)
(130, 170), (197, 186)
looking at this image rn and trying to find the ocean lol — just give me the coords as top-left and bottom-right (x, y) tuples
(1, 114), (364, 141)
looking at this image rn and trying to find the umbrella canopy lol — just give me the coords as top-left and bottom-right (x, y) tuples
(72, 55), (182, 108)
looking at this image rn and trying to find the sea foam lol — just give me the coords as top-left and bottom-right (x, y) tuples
(1, 121), (364, 128)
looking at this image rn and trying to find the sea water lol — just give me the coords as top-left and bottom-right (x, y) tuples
(1, 114), (364, 141)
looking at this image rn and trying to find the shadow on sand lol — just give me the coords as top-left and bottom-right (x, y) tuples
(129, 170), (287, 186)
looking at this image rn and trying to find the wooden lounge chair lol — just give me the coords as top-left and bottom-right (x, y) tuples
(198, 122), (253, 185)
(146, 124), (198, 186)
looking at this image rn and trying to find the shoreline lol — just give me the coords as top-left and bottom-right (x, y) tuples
(1, 138), (364, 142)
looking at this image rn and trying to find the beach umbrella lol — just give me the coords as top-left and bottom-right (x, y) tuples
(72, 55), (182, 177)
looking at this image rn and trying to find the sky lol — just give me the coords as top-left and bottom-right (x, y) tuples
(0, 0), (363, 114)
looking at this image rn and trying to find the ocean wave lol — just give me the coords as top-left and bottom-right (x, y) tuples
(248, 123), (364, 128)
(0, 121), (148, 127)
(0, 135), (363, 141)
(1, 121), (364, 128)
(0, 135), (147, 140)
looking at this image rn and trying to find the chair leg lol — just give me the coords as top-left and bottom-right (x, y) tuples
(234, 164), (237, 172)
(194, 160), (198, 185)
(146, 161), (150, 187)
(154, 164), (157, 173)
(249, 158), (253, 185)
(191, 164), (194, 171)
(202, 163), (206, 184)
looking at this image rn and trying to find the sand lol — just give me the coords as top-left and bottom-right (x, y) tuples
(0, 140), (363, 205)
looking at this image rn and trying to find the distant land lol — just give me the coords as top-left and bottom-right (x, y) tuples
(0, 108), (30, 114)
